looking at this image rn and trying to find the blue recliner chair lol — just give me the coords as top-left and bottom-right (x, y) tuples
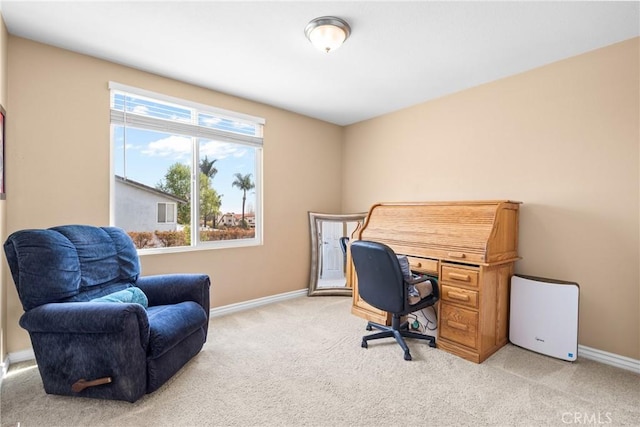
(4, 225), (210, 402)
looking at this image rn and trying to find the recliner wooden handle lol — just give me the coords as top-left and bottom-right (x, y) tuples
(71, 377), (112, 393)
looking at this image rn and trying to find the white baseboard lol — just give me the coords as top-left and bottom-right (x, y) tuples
(578, 344), (640, 374)
(8, 348), (36, 365)
(0, 355), (7, 388)
(1, 348), (36, 386)
(209, 288), (307, 318)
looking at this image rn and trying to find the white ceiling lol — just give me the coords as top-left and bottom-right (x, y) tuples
(1, 1), (638, 126)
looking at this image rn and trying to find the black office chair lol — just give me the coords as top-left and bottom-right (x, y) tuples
(350, 240), (439, 361)
(339, 236), (349, 255)
(339, 237), (349, 269)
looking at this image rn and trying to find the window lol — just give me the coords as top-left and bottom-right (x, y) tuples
(157, 203), (176, 224)
(110, 83), (264, 251)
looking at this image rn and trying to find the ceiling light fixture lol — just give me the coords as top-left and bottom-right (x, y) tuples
(304, 16), (351, 53)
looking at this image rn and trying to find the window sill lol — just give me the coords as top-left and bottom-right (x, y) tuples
(137, 237), (262, 256)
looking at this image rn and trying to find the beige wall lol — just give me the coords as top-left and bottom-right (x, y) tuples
(4, 37), (343, 353)
(343, 38), (640, 359)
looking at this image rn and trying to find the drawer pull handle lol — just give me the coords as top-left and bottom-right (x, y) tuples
(447, 291), (470, 301)
(447, 320), (468, 331)
(448, 252), (466, 259)
(449, 272), (471, 282)
(412, 262), (422, 268)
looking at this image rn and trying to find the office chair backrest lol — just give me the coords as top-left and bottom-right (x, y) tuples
(339, 237), (349, 255)
(350, 240), (405, 313)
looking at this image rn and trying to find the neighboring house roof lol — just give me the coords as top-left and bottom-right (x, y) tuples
(222, 213), (255, 219)
(115, 175), (188, 204)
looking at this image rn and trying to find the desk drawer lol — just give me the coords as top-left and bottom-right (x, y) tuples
(439, 303), (478, 349)
(441, 265), (479, 288)
(407, 256), (438, 275)
(441, 285), (478, 309)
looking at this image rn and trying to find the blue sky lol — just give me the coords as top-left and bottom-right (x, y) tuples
(114, 127), (256, 215)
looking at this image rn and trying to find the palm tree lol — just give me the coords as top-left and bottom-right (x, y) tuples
(199, 156), (218, 180)
(231, 173), (255, 228)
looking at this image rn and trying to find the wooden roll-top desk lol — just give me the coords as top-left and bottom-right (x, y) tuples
(347, 200), (521, 363)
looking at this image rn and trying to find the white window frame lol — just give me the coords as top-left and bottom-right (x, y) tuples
(157, 202), (177, 224)
(109, 82), (264, 254)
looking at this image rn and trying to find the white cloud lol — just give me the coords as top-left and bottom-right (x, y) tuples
(231, 121), (253, 130)
(171, 114), (191, 123)
(132, 105), (149, 115)
(141, 135), (191, 158)
(232, 149), (247, 158)
(138, 136), (249, 162)
(200, 140), (245, 159)
(201, 116), (222, 126)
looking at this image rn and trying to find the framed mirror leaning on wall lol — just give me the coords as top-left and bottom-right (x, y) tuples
(308, 212), (367, 296)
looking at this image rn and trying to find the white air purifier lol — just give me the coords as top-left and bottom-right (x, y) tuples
(509, 275), (579, 361)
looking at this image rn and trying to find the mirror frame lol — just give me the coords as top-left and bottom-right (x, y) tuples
(308, 211), (367, 296)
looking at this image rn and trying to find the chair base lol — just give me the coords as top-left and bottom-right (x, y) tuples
(361, 316), (436, 361)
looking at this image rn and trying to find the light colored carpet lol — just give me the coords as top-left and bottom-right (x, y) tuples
(1, 296), (639, 427)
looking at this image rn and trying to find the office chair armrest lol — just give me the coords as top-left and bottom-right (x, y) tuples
(405, 275), (439, 308)
(404, 275), (430, 286)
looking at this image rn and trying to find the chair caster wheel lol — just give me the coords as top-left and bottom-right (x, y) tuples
(429, 340), (436, 348)
(404, 351), (412, 361)
(361, 340), (368, 349)
(366, 324), (372, 331)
